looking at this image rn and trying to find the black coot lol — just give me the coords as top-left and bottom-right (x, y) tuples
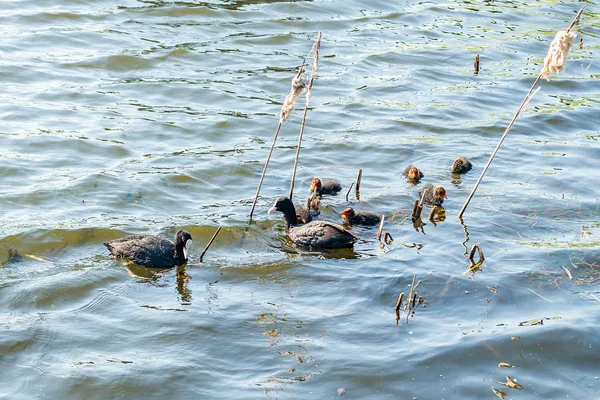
(269, 197), (357, 249)
(402, 165), (424, 183)
(419, 184), (447, 206)
(340, 207), (380, 226)
(310, 177), (342, 195)
(450, 157), (473, 174)
(104, 230), (193, 268)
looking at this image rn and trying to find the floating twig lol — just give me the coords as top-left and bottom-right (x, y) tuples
(474, 54), (480, 75)
(527, 288), (553, 303)
(562, 265), (572, 280)
(458, 7), (584, 219)
(289, 32), (322, 201)
(345, 182), (354, 202)
(588, 292), (600, 304)
(199, 226), (222, 262)
(376, 215), (385, 241)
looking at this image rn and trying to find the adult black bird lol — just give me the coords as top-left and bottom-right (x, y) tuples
(268, 197), (357, 249)
(104, 230), (193, 268)
(340, 207), (380, 226)
(310, 177), (342, 195)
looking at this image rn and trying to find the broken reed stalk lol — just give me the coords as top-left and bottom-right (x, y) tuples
(377, 215), (385, 241)
(384, 231), (393, 244)
(395, 292), (404, 324)
(458, 7), (584, 220)
(249, 64), (306, 222)
(199, 226), (222, 262)
(474, 54), (480, 75)
(412, 189), (427, 221)
(406, 274), (420, 323)
(289, 32), (322, 201)
(345, 182), (354, 201)
(355, 169), (363, 194)
(469, 243), (485, 264)
(411, 200), (420, 221)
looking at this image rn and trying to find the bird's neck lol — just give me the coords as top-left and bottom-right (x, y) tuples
(282, 209), (298, 229)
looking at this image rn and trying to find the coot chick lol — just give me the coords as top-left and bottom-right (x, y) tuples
(295, 193), (321, 224)
(340, 207), (380, 226)
(402, 165), (424, 184)
(269, 197), (357, 249)
(104, 230), (193, 268)
(450, 157), (473, 174)
(310, 177), (342, 195)
(419, 184), (447, 206)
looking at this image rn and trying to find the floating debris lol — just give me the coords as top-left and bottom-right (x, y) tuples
(499, 376), (524, 390)
(498, 362), (515, 368)
(492, 387), (506, 400)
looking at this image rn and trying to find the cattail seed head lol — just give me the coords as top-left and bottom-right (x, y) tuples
(540, 30), (577, 78)
(280, 70), (306, 122)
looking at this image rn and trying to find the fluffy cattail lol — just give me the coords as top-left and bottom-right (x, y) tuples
(280, 69), (306, 122)
(540, 30), (577, 78)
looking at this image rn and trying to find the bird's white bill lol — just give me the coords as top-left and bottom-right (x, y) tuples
(183, 240), (193, 260)
(267, 206), (277, 214)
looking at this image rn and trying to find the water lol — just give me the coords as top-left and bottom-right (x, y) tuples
(1, 0), (599, 398)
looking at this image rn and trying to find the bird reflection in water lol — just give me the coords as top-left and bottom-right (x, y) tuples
(125, 263), (192, 304)
(428, 206), (446, 227)
(176, 265), (192, 304)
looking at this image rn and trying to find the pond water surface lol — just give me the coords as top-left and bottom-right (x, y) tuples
(1, 0), (600, 399)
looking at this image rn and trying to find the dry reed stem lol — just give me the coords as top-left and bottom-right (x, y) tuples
(411, 200), (420, 221)
(345, 182), (354, 201)
(249, 121), (282, 222)
(200, 226), (222, 262)
(355, 169), (363, 194)
(288, 32), (322, 200)
(474, 54), (480, 74)
(458, 86), (540, 219)
(458, 7), (584, 219)
(377, 215), (385, 240)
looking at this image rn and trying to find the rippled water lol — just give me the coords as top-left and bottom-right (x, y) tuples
(1, 0), (600, 398)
